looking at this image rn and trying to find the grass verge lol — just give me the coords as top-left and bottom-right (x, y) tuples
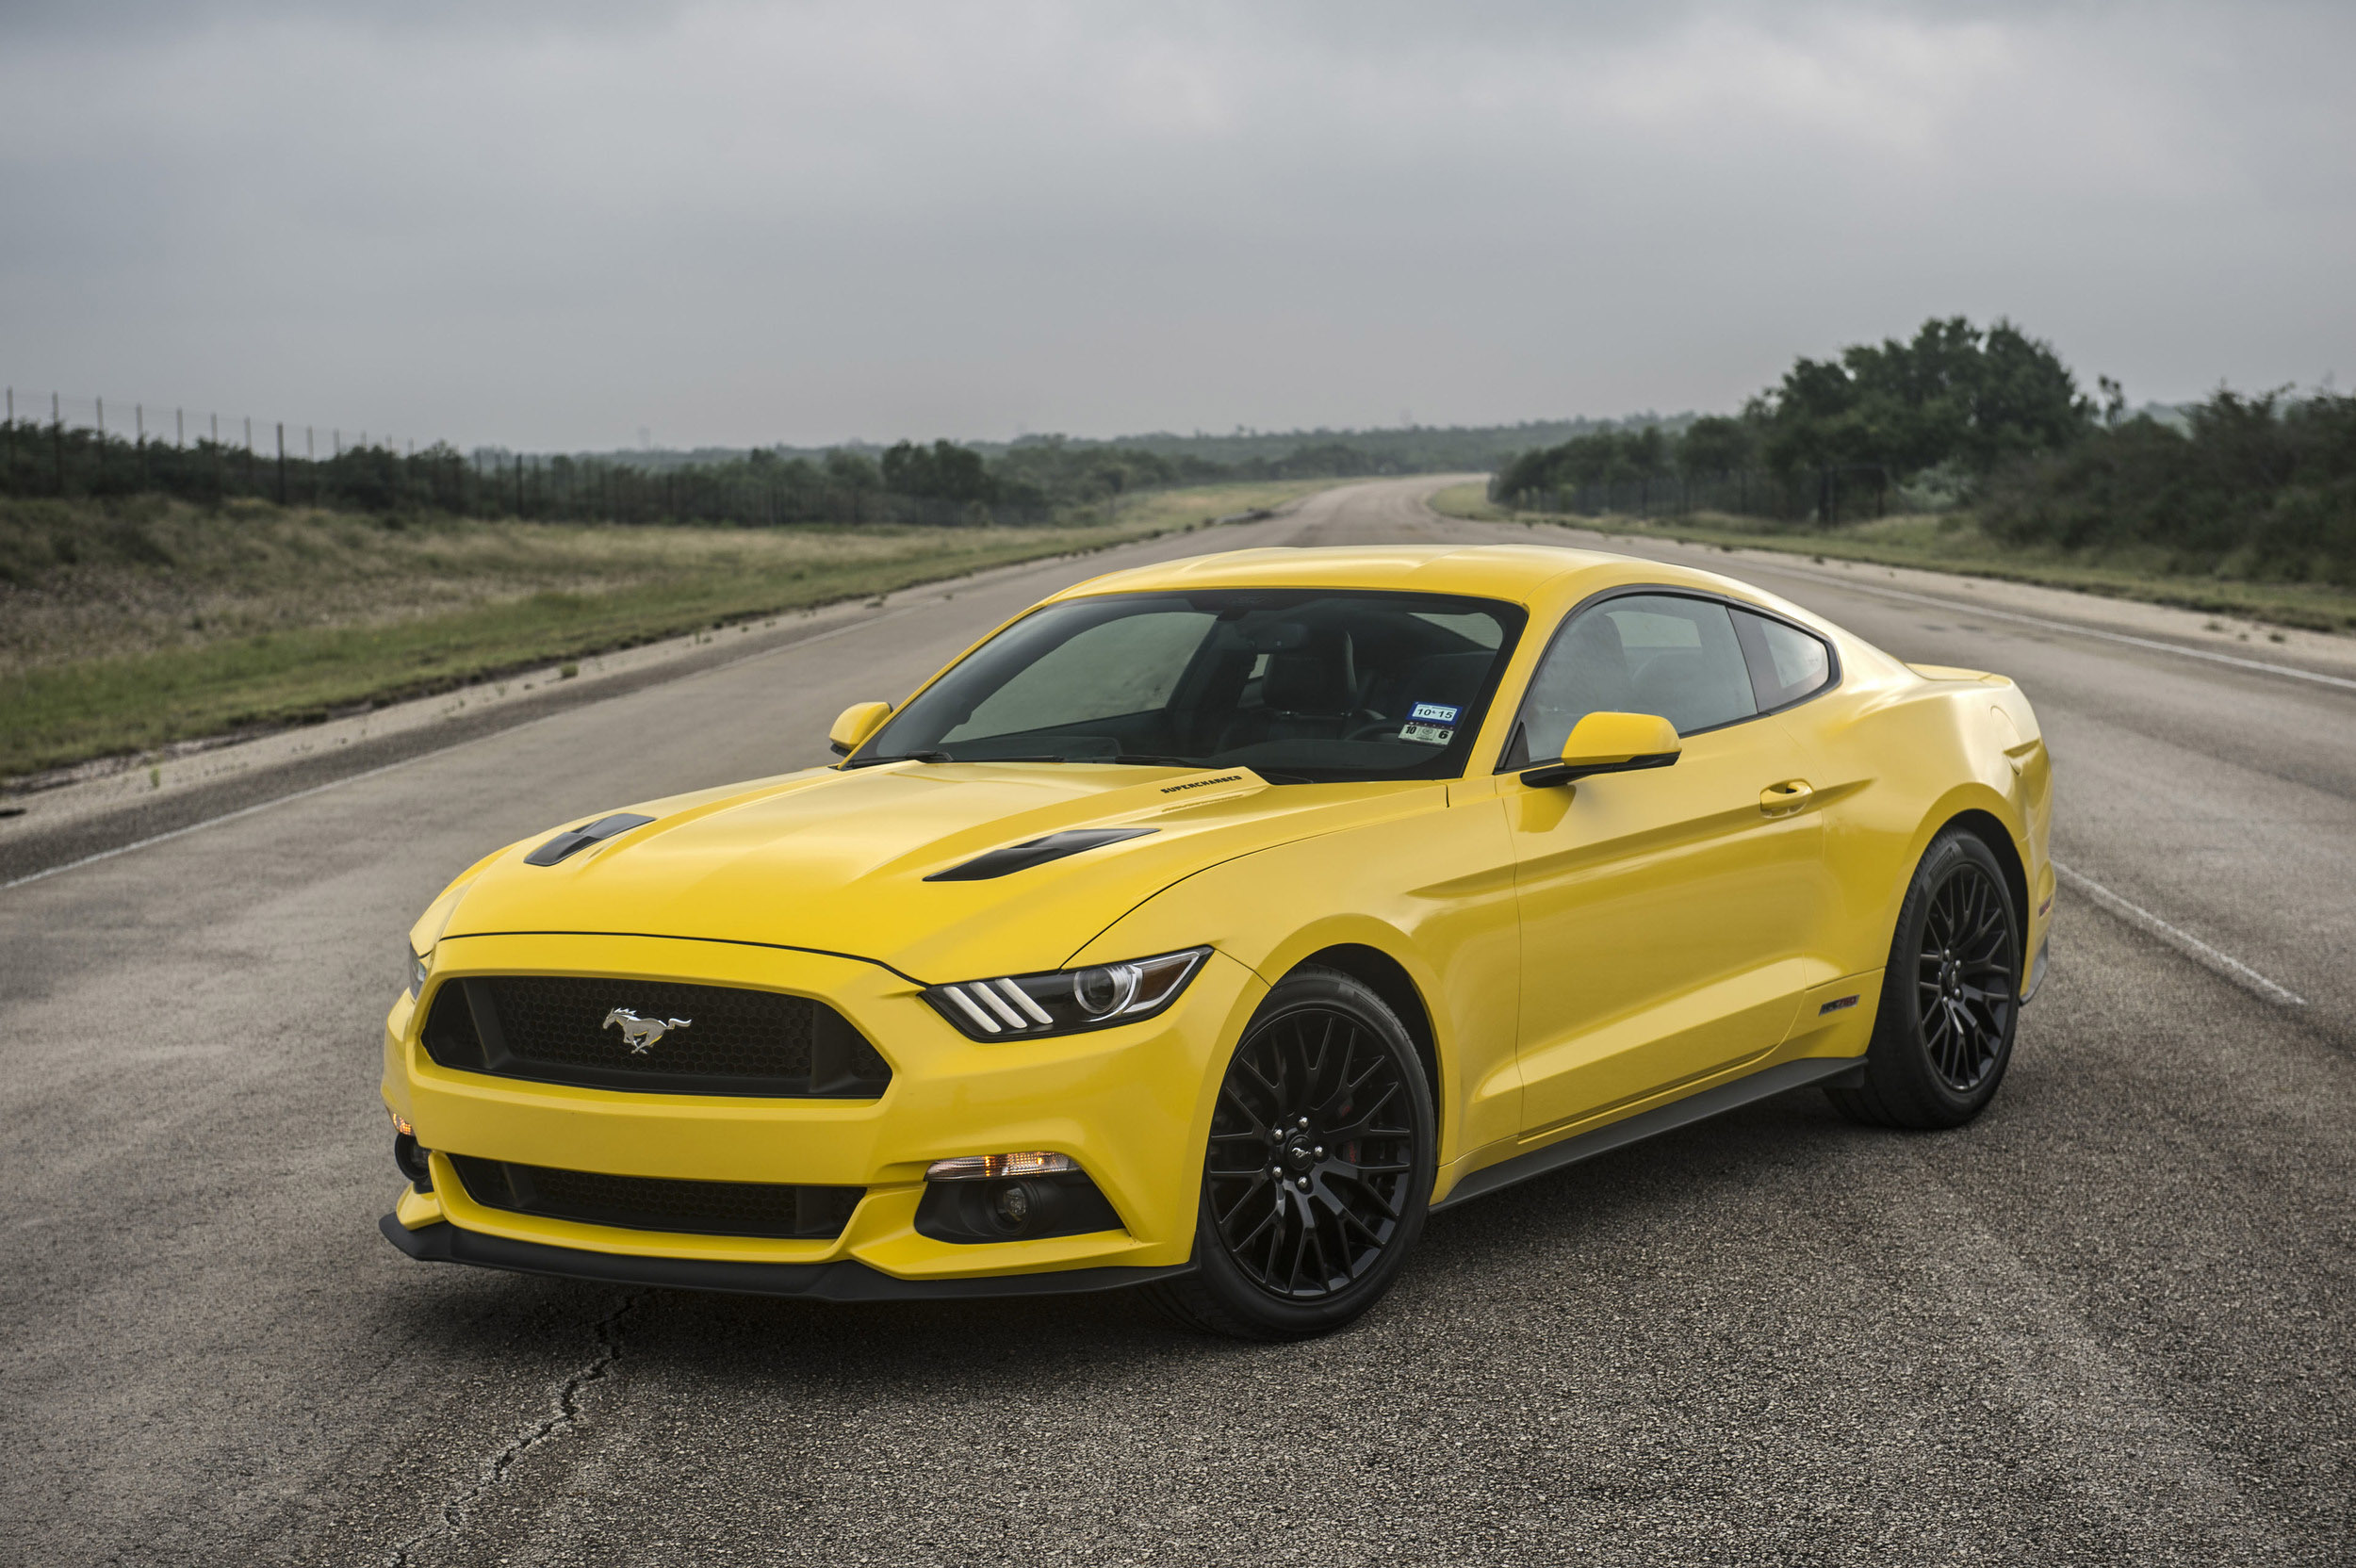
(0, 482), (1323, 782)
(1425, 482), (2356, 632)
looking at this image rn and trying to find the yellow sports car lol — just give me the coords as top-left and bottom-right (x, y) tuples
(381, 544), (2053, 1338)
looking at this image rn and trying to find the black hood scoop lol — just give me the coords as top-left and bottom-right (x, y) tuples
(924, 827), (1156, 883)
(525, 812), (657, 867)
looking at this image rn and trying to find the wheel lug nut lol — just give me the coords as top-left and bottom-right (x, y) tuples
(1314, 1147), (1324, 1157)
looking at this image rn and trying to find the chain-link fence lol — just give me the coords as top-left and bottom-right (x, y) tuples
(0, 386), (1044, 529)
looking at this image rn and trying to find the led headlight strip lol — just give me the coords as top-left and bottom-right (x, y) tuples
(924, 947), (1211, 1039)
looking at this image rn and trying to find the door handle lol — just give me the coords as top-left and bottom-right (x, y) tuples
(1759, 779), (1814, 816)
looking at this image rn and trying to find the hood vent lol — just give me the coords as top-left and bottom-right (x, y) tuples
(525, 812), (656, 867)
(925, 826), (1156, 883)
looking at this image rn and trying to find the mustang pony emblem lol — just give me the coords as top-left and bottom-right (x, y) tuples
(602, 1007), (692, 1054)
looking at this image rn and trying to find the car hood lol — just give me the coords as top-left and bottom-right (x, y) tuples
(435, 761), (1441, 981)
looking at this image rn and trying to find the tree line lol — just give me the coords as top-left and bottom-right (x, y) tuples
(1494, 317), (2355, 586)
(0, 407), (1558, 527)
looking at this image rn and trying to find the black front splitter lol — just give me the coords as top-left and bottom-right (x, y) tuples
(378, 1214), (1191, 1301)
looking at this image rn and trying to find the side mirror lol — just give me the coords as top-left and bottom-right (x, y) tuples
(828, 700), (893, 758)
(1519, 711), (1681, 788)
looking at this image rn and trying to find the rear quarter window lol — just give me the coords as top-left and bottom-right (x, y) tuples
(1731, 609), (1835, 711)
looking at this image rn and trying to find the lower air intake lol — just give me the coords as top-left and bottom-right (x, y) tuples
(447, 1155), (863, 1240)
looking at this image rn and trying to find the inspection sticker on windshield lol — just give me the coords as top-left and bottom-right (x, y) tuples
(1399, 722), (1455, 744)
(1409, 702), (1460, 724)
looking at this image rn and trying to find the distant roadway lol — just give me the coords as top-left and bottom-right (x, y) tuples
(3, 477), (2349, 1565)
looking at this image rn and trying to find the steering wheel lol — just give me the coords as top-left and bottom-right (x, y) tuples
(1342, 716), (1400, 743)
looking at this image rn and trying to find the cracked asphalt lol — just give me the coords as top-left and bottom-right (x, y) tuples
(4, 479), (2350, 1565)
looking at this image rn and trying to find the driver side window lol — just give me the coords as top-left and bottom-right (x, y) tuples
(1513, 594), (1759, 761)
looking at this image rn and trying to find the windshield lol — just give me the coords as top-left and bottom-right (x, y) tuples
(857, 590), (1527, 782)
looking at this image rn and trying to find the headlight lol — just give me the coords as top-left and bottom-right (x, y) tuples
(922, 947), (1210, 1039)
(407, 944), (430, 998)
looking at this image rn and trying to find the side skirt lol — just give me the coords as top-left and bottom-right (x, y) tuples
(2022, 932), (2052, 1005)
(1432, 1055), (1866, 1212)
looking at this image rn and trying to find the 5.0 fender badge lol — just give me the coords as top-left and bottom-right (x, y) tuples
(602, 1007), (692, 1054)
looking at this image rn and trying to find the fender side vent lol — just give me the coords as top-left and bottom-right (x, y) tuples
(924, 826), (1156, 882)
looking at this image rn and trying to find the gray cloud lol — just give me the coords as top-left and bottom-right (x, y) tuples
(1, 0), (2349, 449)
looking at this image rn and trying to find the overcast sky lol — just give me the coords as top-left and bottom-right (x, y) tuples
(2, 1), (2350, 450)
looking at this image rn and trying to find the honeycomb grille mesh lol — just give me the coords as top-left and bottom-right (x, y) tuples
(420, 975), (889, 1098)
(449, 1155), (862, 1240)
(499, 976), (811, 1079)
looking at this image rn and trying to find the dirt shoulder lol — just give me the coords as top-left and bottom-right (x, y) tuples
(0, 481), (1323, 784)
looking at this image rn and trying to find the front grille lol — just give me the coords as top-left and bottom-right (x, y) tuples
(421, 976), (890, 1098)
(448, 1155), (862, 1240)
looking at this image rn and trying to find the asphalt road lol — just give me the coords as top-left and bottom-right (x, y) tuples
(5, 478), (2350, 1566)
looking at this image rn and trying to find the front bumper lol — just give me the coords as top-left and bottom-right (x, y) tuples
(382, 931), (1263, 1287)
(379, 1214), (1191, 1299)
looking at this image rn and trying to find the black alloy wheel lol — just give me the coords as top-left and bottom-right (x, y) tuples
(1146, 967), (1435, 1339)
(1829, 826), (2023, 1130)
(1918, 858), (2017, 1092)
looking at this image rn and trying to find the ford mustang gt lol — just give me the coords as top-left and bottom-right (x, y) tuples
(380, 544), (2053, 1338)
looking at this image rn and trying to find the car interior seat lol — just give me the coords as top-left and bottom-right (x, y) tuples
(1220, 625), (1358, 747)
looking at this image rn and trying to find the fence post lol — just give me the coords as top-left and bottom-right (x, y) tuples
(53, 392), (65, 496)
(95, 397), (106, 491)
(276, 422), (287, 504)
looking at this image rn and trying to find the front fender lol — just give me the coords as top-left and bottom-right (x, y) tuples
(1066, 789), (1523, 1168)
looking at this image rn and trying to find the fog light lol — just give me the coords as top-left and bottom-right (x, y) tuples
(915, 1159), (1121, 1245)
(392, 1130), (433, 1192)
(926, 1151), (1075, 1182)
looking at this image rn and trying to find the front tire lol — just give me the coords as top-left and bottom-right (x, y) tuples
(1146, 967), (1436, 1340)
(1828, 826), (2022, 1130)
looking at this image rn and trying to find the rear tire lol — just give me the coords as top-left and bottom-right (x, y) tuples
(1144, 966), (1435, 1341)
(1827, 826), (2021, 1131)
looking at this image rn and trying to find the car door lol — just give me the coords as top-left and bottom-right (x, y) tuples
(1504, 591), (1826, 1136)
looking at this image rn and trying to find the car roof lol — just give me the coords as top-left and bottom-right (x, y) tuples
(1049, 543), (1744, 609)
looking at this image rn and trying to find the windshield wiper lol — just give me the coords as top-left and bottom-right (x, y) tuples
(847, 751), (1074, 769)
(843, 751), (954, 769)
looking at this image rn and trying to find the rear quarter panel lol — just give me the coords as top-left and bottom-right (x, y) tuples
(1786, 654), (2052, 998)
